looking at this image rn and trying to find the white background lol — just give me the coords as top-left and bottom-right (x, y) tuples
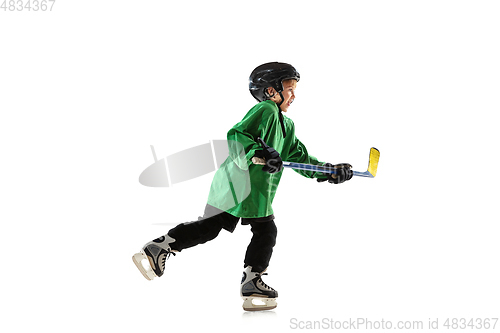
(1, 1), (499, 332)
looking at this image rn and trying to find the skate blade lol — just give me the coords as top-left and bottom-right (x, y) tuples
(242, 297), (277, 311)
(132, 251), (157, 281)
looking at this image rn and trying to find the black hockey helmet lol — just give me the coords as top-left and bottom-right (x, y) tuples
(249, 62), (300, 102)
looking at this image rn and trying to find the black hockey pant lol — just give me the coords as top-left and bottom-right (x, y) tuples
(167, 206), (277, 273)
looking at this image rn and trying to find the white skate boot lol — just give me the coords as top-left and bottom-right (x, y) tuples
(132, 235), (176, 280)
(240, 266), (278, 311)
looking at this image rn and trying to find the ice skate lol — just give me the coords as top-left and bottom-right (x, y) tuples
(240, 266), (278, 311)
(132, 235), (176, 280)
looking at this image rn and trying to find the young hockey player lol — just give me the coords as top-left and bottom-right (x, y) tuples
(132, 62), (353, 311)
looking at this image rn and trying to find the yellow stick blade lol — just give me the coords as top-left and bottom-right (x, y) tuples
(367, 147), (380, 177)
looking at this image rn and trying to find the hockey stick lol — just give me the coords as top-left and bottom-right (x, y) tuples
(251, 138), (380, 178)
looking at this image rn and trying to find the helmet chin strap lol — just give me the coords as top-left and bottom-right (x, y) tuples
(266, 87), (287, 138)
(276, 91), (287, 138)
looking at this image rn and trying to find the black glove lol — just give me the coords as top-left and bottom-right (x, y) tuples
(317, 163), (353, 184)
(253, 138), (283, 174)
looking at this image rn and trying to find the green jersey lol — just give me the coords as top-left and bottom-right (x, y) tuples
(207, 100), (327, 218)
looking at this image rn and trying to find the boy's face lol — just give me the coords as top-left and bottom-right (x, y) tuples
(268, 79), (297, 112)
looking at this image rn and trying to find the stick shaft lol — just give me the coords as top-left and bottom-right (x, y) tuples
(251, 158), (374, 178)
(283, 162), (374, 178)
(253, 137), (379, 178)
